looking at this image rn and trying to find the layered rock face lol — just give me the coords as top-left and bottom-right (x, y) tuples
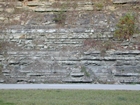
(0, 0), (140, 84)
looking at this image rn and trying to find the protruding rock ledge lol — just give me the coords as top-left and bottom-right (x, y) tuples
(62, 78), (93, 83)
(113, 0), (140, 4)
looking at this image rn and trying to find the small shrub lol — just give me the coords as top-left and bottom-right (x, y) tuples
(95, 2), (104, 11)
(0, 64), (3, 75)
(53, 11), (66, 25)
(100, 41), (113, 56)
(81, 66), (90, 77)
(53, 2), (67, 25)
(53, 0), (78, 26)
(114, 13), (135, 40)
(103, 41), (113, 50)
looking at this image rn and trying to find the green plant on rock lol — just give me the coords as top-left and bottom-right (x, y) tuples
(103, 41), (113, 50)
(100, 40), (113, 56)
(53, 3), (67, 25)
(54, 11), (66, 25)
(95, 2), (104, 11)
(81, 66), (90, 77)
(0, 64), (3, 75)
(114, 13), (135, 40)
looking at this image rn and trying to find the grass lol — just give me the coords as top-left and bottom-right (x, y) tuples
(0, 90), (140, 105)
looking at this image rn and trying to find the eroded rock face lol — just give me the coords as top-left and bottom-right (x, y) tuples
(0, 29), (140, 84)
(0, 0), (140, 84)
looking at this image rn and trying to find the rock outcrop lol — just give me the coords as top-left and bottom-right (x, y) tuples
(0, 0), (140, 84)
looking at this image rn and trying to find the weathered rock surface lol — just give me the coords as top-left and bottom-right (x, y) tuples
(0, 0), (140, 84)
(113, 0), (140, 4)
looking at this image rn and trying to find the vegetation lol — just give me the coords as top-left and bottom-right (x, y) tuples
(95, 2), (104, 11)
(0, 90), (140, 105)
(83, 39), (114, 56)
(81, 66), (90, 77)
(53, 10), (66, 25)
(114, 13), (136, 40)
(100, 40), (113, 56)
(0, 64), (3, 75)
(53, 3), (67, 25)
(0, 100), (14, 105)
(53, 0), (78, 26)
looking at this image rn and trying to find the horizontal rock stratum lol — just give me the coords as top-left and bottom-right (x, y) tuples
(113, 0), (140, 4)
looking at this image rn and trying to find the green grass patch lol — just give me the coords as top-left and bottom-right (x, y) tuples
(0, 90), (140, 105)
(0, 100), (15, 105)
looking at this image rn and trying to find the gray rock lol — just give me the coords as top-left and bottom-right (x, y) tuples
(113, 0), (140, 3)
(5, 8), (15, 13)
(2, 70), (10, 73)
(27, 1), (45, 6)
(0, 79), (4, 83)
(72, 28), (85, 33)
(8, 59), (19, 65)
(71, 72), (84, 77)
(63, 77), (92, 83)
(0, 16), (5, 21)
